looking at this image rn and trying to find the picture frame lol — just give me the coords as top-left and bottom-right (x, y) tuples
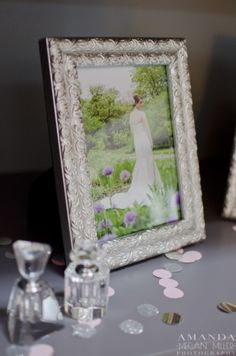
(39, 37), (205, 269)
(223, 131), (236, 220)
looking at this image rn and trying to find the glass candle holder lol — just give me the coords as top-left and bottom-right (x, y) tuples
(64, 240), (110, 321)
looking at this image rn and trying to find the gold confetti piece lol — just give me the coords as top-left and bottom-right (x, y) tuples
(161, 312), (182, 325)
(217, 302), (236, 313)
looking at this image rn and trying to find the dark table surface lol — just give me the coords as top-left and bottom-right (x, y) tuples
(0, 162), (236, 356)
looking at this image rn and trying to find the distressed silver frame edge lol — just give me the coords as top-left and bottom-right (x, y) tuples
(41, 37), (206, 269)
(223, 131), (236, 220)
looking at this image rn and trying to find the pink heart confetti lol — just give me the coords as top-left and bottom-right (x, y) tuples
(159, 278), (179, 288)
(108, 286), (115, 297)
(29, 344), (54, 356)
(79, 319), (102, 327)
(179, 251), (202, 263)
(51, 255), (65, 266)
(152, 269), (172, 279)
(163, 287), (184, 299)
(232, 225), (236, 232)
(178, 255), (195, 263)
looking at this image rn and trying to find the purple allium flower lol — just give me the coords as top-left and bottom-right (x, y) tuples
(120, 170), (131, 181)
(167, 217), (179, 224)
(124, 211), (137, 227)
(170, 192), (181, 209)
(94, 202), (105, 214)
(175, 192), (181, 206)
(103, 166), (113, 176)
(98, 218), (113, 231)
(100, 233), (116, 242)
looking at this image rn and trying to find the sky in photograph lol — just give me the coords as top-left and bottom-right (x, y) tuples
(77, 66), (135, 101)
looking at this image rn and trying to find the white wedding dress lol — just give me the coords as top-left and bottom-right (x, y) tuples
(100, 108), (163, 209)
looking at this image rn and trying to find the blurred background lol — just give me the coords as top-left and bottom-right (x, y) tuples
(0, 0), (236, 249)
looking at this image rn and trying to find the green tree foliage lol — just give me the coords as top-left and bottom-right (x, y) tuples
(132, 65), (173, 148)
(144, 91), (173, 148)
(132, 66), (167, 99)
(81, 85), (128, 134)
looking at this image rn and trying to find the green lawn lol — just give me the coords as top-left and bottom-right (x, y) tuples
(90, 154), (179, 201)
(88, 147), (174, 177)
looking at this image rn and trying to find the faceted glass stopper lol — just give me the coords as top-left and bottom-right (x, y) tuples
(13, 240), (51, 281)
(70, 240), (100, 267)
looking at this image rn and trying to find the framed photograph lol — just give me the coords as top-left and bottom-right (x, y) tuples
(39, 37), (205, 269)
(223, 131), (236, 219)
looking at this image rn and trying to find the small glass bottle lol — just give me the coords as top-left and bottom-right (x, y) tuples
(7, 240), (62, 344)
(64, 240), (110, 321)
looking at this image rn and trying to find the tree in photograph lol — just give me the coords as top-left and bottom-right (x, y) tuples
(81, 86), (127, 134)
(132, 66), (167, 100)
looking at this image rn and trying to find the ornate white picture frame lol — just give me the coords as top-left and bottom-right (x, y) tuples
(223, 131), (236, 220)
(39, 38), (205, 269)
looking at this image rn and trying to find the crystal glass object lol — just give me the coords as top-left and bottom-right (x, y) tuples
(7, 240), (62, 344)
(64, 240), (110, 321)
(13, 240), (51, 282)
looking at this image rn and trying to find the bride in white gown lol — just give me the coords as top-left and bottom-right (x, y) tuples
(100, 95), (164, 209)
